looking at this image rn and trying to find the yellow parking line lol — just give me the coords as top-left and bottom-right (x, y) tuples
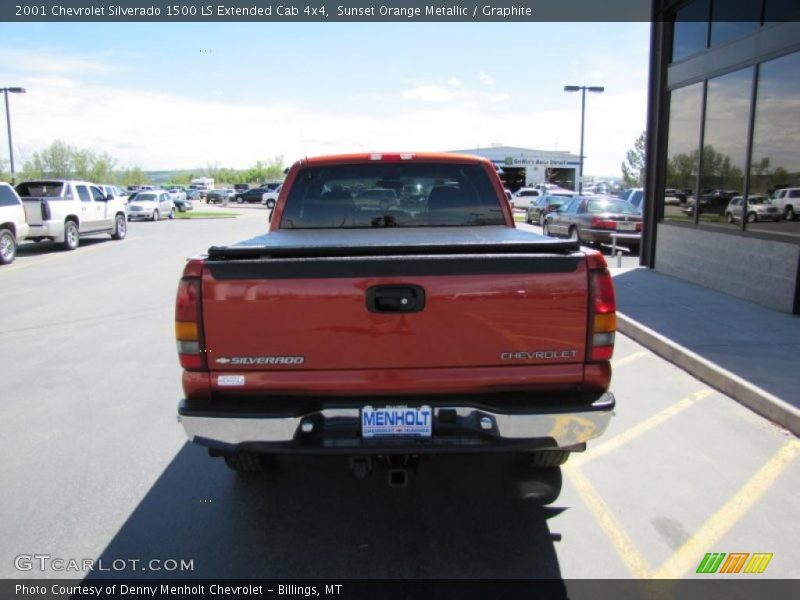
(611, 350), (650, 369)
(653, 438), (800, 579)
(564, 465), (653, 578)
(571, 389), (714, 467)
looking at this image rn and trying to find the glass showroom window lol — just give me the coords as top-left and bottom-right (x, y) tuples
(763, 0), (800, 23)
(663, 82), (703, 223)
(748, 51), (800, 238)
(671, 0), (709, 63)
(698, 68), (753, 229)
(709, 0), (760, 48)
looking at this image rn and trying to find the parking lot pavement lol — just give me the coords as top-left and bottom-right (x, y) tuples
(1, 214), (797, 580)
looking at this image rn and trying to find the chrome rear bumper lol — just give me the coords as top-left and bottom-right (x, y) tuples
(178, 393), (614, 454)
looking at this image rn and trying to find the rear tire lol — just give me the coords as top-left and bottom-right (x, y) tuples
(786, 206), (796, 221)
(168, 208), (175, 220)
(0, 228), (17, 265)
(63, 220), (79, 251)
(152, 210), (160, 222)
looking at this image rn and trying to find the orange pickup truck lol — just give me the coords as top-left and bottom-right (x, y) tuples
(175, 153), (616, 497)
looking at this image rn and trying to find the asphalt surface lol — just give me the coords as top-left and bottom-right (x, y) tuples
(1, 205), (797, 580)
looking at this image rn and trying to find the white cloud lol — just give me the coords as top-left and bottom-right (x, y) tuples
(4, 47), (643, 176)
(402, 85), (458, 103)
(2, 48), (118, 75)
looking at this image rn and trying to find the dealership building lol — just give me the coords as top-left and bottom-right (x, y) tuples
(448, 146), (582, 192)
(644, 1), (800, 314)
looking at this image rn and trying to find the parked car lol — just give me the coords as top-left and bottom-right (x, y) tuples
(624, 188), (645, 213)
(233, 184), (251, 195)
(772, 187), (800, 221)
(100, 185), (130, 204)
(173, 197), (194, 213)
(16, 179), (127, 249)
(126, 190), (175, 221)
(263, 184), (282, 209)
(206, 188), (235, 204)
(543, 196), (642, 252)
(167, 186), (188, 202)
(725, 196), (782, 223)
(664, 188), (686, 205)
(185, 189), (201, 201)
(234, 187), (268, 204)
(0, 182), (30, 264)
(260, 181), (283, 192)
(525, 194), (573, 226)
(510, 187), (541, 210)
(682, 189), (738, 217)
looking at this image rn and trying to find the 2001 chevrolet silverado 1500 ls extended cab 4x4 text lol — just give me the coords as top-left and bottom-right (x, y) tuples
(174, 153), (616, 498)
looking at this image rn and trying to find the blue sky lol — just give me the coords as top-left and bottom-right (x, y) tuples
(0, 22), (650, 175)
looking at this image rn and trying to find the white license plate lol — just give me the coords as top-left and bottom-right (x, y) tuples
(618, 222), (636, 231)
(361, 405), (433, 438)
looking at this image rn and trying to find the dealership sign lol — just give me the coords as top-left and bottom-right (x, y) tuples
(502, 156), (580, 167)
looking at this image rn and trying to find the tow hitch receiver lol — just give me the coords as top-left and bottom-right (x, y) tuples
(349, 455), (419, 487)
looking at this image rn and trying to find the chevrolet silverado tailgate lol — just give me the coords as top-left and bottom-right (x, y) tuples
(198, 228), (588, 387)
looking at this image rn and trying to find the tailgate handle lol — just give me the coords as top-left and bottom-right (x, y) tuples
(366, 285), (426, 313)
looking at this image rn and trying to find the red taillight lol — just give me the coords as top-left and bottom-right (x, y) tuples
(591, 267), (616, 315)
(636, 222), (642, 231)
(586, 252), (616, 363)
(175, 260), (206, 371)
(175, 278), (199, 322)
(590, 217), (617, 229)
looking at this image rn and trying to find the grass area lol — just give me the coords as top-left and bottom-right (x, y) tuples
(175, 211), (238, 219)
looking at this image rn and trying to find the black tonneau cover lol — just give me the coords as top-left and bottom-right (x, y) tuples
(207, 226), (580, 260)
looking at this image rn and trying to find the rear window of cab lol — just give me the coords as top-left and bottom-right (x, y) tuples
(280, 162), (504, 229)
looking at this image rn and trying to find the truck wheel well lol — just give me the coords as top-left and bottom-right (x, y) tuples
(65, 216), (79, 227)
(0, 222), (15, 236)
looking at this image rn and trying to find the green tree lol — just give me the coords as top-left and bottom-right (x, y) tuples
(621, 131), (646, 188)
(122, 166), (148, 186)
(23, 140), (74, 178)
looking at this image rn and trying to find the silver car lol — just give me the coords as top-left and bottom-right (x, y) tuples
(725, 196), (782, 223)
(126, 190), (175, 221)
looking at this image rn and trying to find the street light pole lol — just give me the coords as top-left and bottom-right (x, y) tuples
(1, 87), (26, 185)
(564, 85), (604, 194)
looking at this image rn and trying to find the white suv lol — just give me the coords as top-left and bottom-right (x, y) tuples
(772, 188), (799, 221)
(0, 182), (30, 264)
